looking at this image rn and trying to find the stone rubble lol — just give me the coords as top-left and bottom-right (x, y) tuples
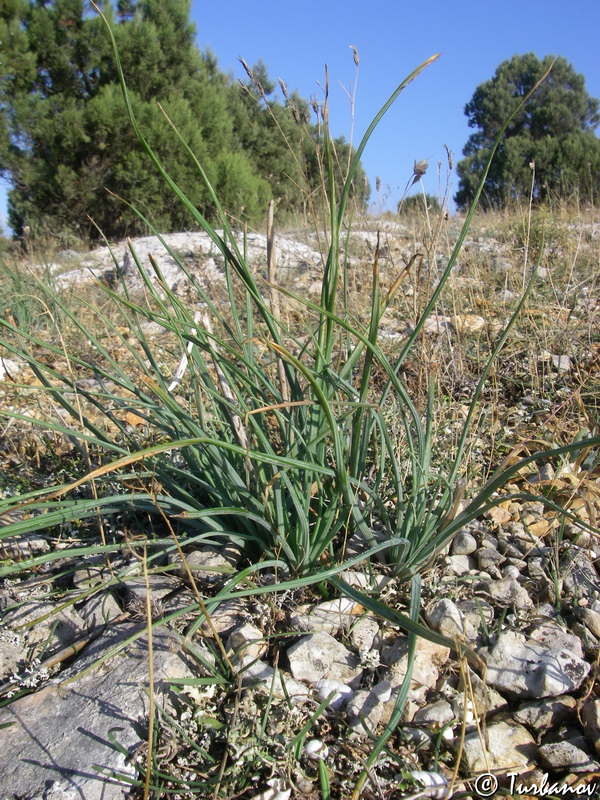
(1, 224), (600, 796)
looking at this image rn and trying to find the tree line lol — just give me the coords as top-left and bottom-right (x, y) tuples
(1, 2), (598, 240)
(0, 0), (368, 241)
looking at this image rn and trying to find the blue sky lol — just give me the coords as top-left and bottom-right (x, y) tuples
(2, 0), (599, 234)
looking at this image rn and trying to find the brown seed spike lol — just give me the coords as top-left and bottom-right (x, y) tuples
(350, 44), (359, 67)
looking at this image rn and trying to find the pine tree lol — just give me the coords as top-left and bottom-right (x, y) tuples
(0, 1), (369, 240)
(455, 54), (600, 210)
(0, 0), (269, 239)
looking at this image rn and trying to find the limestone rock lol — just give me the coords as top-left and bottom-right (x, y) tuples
(227, 623), (267, 666)
(412, 699), (455, 729)
(527, 620), (584, 658)
(77, 592), (123, 630)
(287, 632), (362, 687)
(476, 576), (534, 609)
(442, 554), (473, 576)
(539, 739), (600, 773)
(451, 530), (478, 556)
(483, 631), (590, 698)
(381, 636), (450, 704)
(289, 598), (361, 636)
(513, 696), (577, 732)
(170, 544), (240, 586)
(0, 625), (196, 800)
(2, 600), (88, 653)
(426, 599), (467, 640)
(346, 681), (391, 738)
(239, 659), (310, 704)
(582, 699), (600, 757)
(461, 720), (537, 773)
(560, 547), (599, 600)
(576, 608), (600, 639)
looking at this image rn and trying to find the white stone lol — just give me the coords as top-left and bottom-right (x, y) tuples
(381, 636), (450, 704)
(287, 632), (362, 687)
(426, 599), (466, 639)
(484, 631), (591, 698)
(239, 659), (310, 704)
(462, 720), (537, 773)
(227, 623), (267, 666)
(304, 739), (329, 760)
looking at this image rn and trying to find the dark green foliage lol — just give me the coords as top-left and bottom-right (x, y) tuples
(455, 54), (600, 210)
(0, 0), (368, 240)
(398, 192), (442, 215)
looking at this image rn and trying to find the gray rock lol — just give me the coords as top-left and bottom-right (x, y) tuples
(453, 668), (507, 719)
(426, 599), (467, 640)
(0, 625), (26, 681)
(484, 631), (591, 698)
(381, 637), (450, 704)
(476, 576), (534, 609)
(2, 600), (88, 652)
(527, 620), (584, 658)
(0, 533), (49, 560)
(287, 632), (362, 687)
(170, 544), (240, 586)
(346, 681), (392, 737)
(289, 598), (359, 636)
(561, 547), (600, 600)
(513, 696), (577, 731)
(582, 699), (600, 757)
(570, 621), (600, 655)
(200, 598), (249, 638)
(412, 699), (455, 728)
(456, 599), (494, 637)
(227, 623), (267, 666)
(576, 608), (600, 639)
(72, 557), (114, 589)
(477, 546), (505, 571)
(77, 592), (123, 630)
(349, 615), (380, 652)
(0, 625), (196, 800)
(238, 659), (310, 704)
(442, 555), (473, 576)
(539, 740), (599, 773)
(461, 720), (537, 773)
(451, 530), (478, 556)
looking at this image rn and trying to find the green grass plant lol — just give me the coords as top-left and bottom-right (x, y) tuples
(1, 12), (600, 798)
(1, 13), (599, 591)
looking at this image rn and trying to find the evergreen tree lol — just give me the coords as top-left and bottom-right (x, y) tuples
(0, 0), (271, 238)
(455, 54), (600, 210)
(0, 1), (369, 240)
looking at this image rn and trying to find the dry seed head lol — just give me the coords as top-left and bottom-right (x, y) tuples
(350, 44), (359, 66)
(278, 78), (289, 101)
(239, 57), (253, 81)
(413, 158), (429, 178)
(375, 176), (381, 192)
(444, 143), (454, 170)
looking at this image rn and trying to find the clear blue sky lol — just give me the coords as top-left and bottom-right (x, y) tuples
(1, 0), (599, 234)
